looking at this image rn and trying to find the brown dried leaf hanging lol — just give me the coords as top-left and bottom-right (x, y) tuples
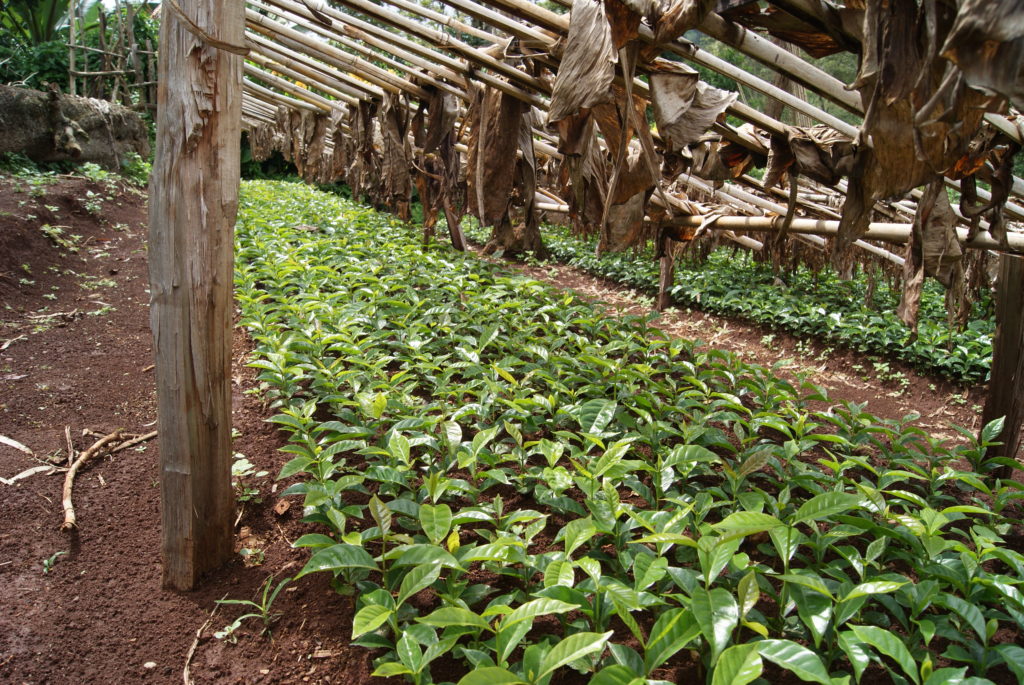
(941, 0), (1024, 109)
(897, 178), (962, 330)
(650, 64), (737, 152)
(548, 0), (617, 125)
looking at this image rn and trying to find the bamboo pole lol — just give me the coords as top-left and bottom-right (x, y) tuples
(244, 64), (336, 112)
(253, 0), (469, 98)
(245, 30), (385, 100)
(666, 215), (1024, 252)
(329, 0), (549, 100)
(247, 52), (358, 106)
(149, 0), (243, 591)
(245, 9), (427, 99)
(250, 0), (465, 100)
(378, 0), (503, 45)
(252, 0), (546, 110)
(244, 78), (323, 113)
(246, 33), (371, 101)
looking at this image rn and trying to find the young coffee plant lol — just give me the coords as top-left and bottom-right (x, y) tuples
(235, 181), (1023, 684)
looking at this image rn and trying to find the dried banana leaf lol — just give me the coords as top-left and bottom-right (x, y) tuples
(547, 0), (617, 125)
(941, 0), (1024, 108)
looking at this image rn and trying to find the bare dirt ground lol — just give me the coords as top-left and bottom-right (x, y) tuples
(0, 175), (994, 684)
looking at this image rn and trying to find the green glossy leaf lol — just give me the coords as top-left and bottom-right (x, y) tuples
(501, 598), (579, 629)
(644, 608), (700, 674)
(543, 559), (575, 587)
(631, 532), (698, 547)
(737, 570), (759, 618)
(837, 631), (870, 683)
(712, 643), (763, 685)
(849, 625), (920, 684)
(396, 563), (441, 607)
(397, 632), (423, 673)
(563, 517), (596, 558)
(841, 580), (908, 602)
(591, 664), (645, 685)
(577, 399), (617, 434)
(790, 583), (832, 649)
(372, 662), (413, 677)
(455, 667), (525, 685)
(536, 630), (613, 679)
(790, 492), (861, 525)
(691, 586), (739, 662)
(296, 544), (378, 579)
(417, 607), (492, 631)
(923, 668), (968, 685)
(935, 593), (987, 644)
(419, 503), (452, 545)
(352, 605), (392, 638)
(981, 416), (1005, 444)
(713, 511), (783, 541)
(292, 533), (335, 549)
(757, 639), (832, 684)
(996, 644), (1024, 682)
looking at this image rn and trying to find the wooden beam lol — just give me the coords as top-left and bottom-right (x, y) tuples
(983, 254), (1024, 479)
(149, 0), (243, 591)
(666, 214), (1024, 252)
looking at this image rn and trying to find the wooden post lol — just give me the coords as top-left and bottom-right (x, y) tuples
(982, 254), (1024, 479)
(657, 229), (675, 312)
(148, 0), (244, 591)
(68, 0), (77, 96)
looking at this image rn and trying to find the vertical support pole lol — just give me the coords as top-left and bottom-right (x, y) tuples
(148, 0), (244, 591)
(983, 253), (1024, 480)
(657, 229), (675, 312)
(68, 0), (77, 96)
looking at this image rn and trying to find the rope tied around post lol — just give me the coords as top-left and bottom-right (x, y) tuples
(164, 0), (250, 55)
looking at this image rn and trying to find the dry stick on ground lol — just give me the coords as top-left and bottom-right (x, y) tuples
(65, 426), (75, 467)
(61, 429), (123, 530)
(183, 601), (221, 685)
(107, 430), (158, 454)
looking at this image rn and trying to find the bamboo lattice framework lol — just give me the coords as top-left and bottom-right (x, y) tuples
(232, 0), (1024, 264)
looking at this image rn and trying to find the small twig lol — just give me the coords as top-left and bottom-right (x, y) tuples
(107, 430), (157, 454)
(183, 602), (221, 685)
(61, 429), (123, 530)
(0, 435), (33, 456)
(0, 334), (26, 351)
(0, 465), (56, 486)
(65, 426), (76, 467)
(26, 309), (79, 320)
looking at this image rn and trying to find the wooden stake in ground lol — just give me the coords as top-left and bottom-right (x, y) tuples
(983, 254), (1024, 479)
(148, 0), (243, 591)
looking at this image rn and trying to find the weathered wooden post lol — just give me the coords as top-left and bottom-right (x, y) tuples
(148, 0), (245, 590)
(983, 253), (1024, 480)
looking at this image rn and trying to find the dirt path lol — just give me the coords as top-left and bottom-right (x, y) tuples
(0, 176), (383, 685)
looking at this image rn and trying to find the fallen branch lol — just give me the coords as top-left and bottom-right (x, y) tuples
(107, 430), (157, 454)
(61, 429), (123, 530)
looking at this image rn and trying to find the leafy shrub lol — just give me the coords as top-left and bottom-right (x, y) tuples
(235, 181), (1022, 685)
(465, 223), (994, 384)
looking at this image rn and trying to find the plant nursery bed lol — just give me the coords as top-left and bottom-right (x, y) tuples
(0, 176), (1019, 684)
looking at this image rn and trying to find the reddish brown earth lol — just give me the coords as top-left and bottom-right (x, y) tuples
(0, 174), (1003, 684)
